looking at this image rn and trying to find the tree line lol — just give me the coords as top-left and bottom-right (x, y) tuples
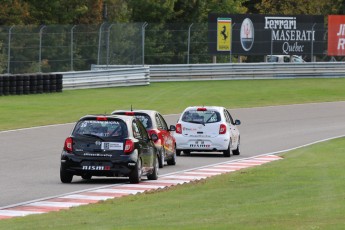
(1, 0), (344, 25)
(0, 0), (344, 74)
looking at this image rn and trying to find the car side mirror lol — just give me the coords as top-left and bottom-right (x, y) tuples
(151, 133), (159, 142)
(234, 119), (241, 125)
(169, 125), (176, 131)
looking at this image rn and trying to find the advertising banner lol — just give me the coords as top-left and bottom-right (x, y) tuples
(217, 18), (232, 51)
(208, 14), (325, 56)
(328, 15), (345, 56)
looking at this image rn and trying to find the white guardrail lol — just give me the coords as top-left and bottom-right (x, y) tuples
(60, 63), (345, 89)
(60, 66), (150, 89)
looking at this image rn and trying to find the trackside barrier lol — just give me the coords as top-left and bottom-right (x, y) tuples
(2, 63), (345, 94)
(0, 74), (62, 96)
(60, 67), (150, 89)
(92, 62), (345, 82)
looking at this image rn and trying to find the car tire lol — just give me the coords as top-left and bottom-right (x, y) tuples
(129, 159), (142, 184)
(147, 155), (159, 180)
(60, 167), (73, 183)
(159, 148), (164, 168)
(176, 148), (181, 156)
(223, 142), (231, 157)
(232, 137), (240, 155)
(167, 152), (176, 165)
(82, 174), (92, 180)
(183, 150), (191, 155)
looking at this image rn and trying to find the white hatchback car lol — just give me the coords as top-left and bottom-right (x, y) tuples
(174, 106), (241, 157)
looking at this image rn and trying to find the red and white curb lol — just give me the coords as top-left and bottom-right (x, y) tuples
(0, 155), (282, 220)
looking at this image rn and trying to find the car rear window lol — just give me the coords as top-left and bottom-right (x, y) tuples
(181, 110), (221, 124)
(134, 113), (152, 129)
(73, 120), (128, 138)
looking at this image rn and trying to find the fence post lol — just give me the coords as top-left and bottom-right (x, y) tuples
(230, 23), (235, 63)
(39, 25), (46, 72)
(97, 22), (106, 65)
(142, 22), (148, 65)
(311, 23), (316, 62)
(70, 25), (77, 71)
(270, 29), (273, 56)
(187, 23), (193, 64)
(107, 24), (115, 66)
(7, 26), (14, 74)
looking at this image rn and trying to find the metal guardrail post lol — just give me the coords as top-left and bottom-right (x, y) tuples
(70, 25), (77, 71)
(39, 25), (46, 72)
(142, 22), (148, 65)
(187, 23), (193, 64)
(7, 26), (14, 74)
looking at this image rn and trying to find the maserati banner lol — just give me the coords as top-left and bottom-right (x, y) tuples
(208, 14), (325, 56)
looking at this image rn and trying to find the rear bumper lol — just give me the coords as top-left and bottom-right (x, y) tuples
(175, 135), (230, 151)
(60, 151), (137, 177)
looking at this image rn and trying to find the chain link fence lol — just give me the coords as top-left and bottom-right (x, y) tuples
(0, 22), (329, 74)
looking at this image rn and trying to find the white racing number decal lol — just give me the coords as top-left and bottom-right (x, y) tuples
(101, 142), (123, 150)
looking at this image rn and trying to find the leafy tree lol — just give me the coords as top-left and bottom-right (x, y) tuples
(0, 0), (31, 25)
(128, 0), (176, 23)
(256, 0), (343, 15)
(25, 0), (102, 25)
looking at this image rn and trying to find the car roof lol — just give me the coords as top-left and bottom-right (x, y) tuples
(79, 114), (135, 123)
(112, 110), (158, 117)
(183, 106), (225, 111)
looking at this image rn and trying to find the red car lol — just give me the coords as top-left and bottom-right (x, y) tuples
(112, 110), (176, 168)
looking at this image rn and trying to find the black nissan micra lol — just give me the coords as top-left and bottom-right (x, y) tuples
(60, 115), (159, 184)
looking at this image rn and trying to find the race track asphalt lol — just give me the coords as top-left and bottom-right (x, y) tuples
(1, 101), (345, 208)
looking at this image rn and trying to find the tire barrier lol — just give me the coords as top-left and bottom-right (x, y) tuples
(0, 74), (63, 97)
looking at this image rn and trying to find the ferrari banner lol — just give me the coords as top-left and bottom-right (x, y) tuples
(217, 18), (232, 51)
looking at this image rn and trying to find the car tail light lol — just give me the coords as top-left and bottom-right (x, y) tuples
(197, 107), (207, 111)
(176, 123), (182, 134)
(219, 124), (227, 134)
(124, 139), (134, 153)
(125, 112), (135, 116)
(64, 137), (73, 153)
(97, 116), (107, 121)
(148, 130), (159, 142)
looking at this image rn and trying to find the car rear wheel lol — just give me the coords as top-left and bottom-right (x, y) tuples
(159, 148), (165, 168)
(147, 155), (159, 180)
(183, 150), (191, 155)
(167, 152), (176, 165)
(232, 137), (240, 155)
(176, 149), (181, 156)
(129, 159), (142, 184)
(60, 167), (73, 183)
(223, 142), (231, 157)
(81, 174), (92, 180)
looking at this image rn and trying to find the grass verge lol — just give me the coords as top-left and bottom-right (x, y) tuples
(1, 78), (345, 131)
(1, 137), (345, 229)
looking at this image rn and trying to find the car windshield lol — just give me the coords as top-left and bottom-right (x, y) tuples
(73, 120), (128, 138)
(267, 56), (278, 62)
(134, 113), (152, 129)
(181, 110), (221, 124)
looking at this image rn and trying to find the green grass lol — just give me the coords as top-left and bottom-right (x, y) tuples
(2, 137), (345, 229)
(1, 78), (345, 229)
(1, 78), (345, 131)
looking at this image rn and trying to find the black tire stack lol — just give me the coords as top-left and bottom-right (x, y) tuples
(2, 75), (10, 96)
(0, 73), (63, 96)
(0, 75), (3, 96)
